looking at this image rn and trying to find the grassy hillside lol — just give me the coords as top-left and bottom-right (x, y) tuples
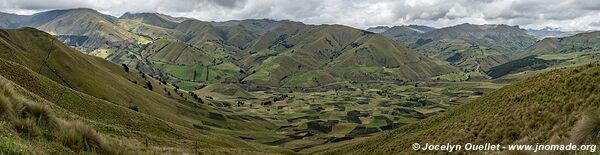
(321, 63), (600, 154)
(490, 31), (600, 79)
(379, 25), (436, 43)
(243, 24), (456, 87)
(1, 8), (149, 51)
(383, 23), (537, 71)
(119, 12), (181, 29)
(1, 9), (458, 90)
(0, 74), (112, 154)
(518, 31), (600, 57)
(487, 55), (563, 78)
(0, 27), (293, 154)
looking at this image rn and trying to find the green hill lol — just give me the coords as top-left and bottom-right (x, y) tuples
(321, 63), (600, 154)
(0, 9), (459, 91)
(489, 31), (600, 79)
(519, 31), (600, 57)
(242, 24), (456, 87)
(119, 12), (183, 29)
(0, 27), (292, 154)
(383, 23), (537, 71)
(365, 26), (390, 33)
(0, 8), (149, 51)
(379, 25), (436, 43)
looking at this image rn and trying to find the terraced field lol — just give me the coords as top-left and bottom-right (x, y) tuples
(193, 80), (505, 151)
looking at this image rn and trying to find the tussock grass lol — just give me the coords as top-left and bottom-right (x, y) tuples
(56, 120), (109, 153)
(571, 109), (600, 144)
(0, 78), (112, 154)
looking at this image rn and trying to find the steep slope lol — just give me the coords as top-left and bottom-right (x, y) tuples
(241, 21), (313, 68)
(365, 26), (390, 33)
(0, 27), (291, 153)
(380, 25), (436, 43)
(520, 37), (562, 56)
(0, 9), (458, 90)
(0, 73), (113, 154)
(119, 12), (181, 29)
(141, 38), (243, 88)
(527, 27), (583, 38)
(323, 63), (600, 154)
(405, 23), (538, 71)
(211, 19), (287, 36)
(0, 12), (27, 28)
(485, 31), (600, 79)
(175, 19), (258, 51)
(519, 31), (600, 58)
(243, 24), (456, 87)
(0, 8), (148, 51)
(528, 31), (600, 55)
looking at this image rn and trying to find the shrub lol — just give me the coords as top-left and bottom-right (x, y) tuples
(121, 64), (129, 73)
(146, 81), (153, 91)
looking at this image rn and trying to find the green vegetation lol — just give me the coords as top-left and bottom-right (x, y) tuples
(3, 8), (600, 154)
(322, 64), (600, 154)
(432, 71), (488, 81)
(487, 55), (562, 78)
(0, 76), (111, 154)
(379, 23), (537, 71)
(0, 28), (293, 154)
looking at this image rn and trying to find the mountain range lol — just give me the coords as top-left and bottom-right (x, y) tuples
(369, 23), (538, 71)
(0, 8), (457, 90)
(0, 27), (294, 154)
(526, 27), (584, 38)
(1, 8), (600, 154)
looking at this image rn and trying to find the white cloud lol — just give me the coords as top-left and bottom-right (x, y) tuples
(0, 0), (599, 31)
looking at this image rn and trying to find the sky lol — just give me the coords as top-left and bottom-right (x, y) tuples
(1, 0), (600, 31)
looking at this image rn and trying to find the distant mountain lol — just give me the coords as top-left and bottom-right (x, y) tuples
(407, 25), (436, 33)
(365, 26), (390, 33)
(325, 63), (600, 154)
(366, 25), (436, 43)
(379, 25), (436, 43)
(484, 31), (600, 78)
(397, 23), (538, 71)
(119, 12), (185, 29)
(0, 8), (457, 89)
(520, 31), (600, 56)
(527, 27), (583, 38)
(210, 19), (288, 35)
(0, 12), (26, 28)
(0, 8), (146, 51)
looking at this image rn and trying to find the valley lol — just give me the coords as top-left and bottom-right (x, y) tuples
(0, 7), (599, 154)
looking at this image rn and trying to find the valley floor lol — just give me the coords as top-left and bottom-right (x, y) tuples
(194, 79), (506, 152)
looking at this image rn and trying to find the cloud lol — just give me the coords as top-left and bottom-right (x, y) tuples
(0, 0), (599, 31)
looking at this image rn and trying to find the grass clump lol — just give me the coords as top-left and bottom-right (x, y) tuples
(56, 120), (109, 153)
(571, 109), (600, 144)
(0, 77), (112, 154)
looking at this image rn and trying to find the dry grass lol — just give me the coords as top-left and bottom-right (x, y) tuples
(0, 77), (112, 153)
(570, 109), (600, 144)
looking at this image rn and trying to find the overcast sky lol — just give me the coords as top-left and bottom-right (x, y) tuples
(1, 0), (599, 31)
